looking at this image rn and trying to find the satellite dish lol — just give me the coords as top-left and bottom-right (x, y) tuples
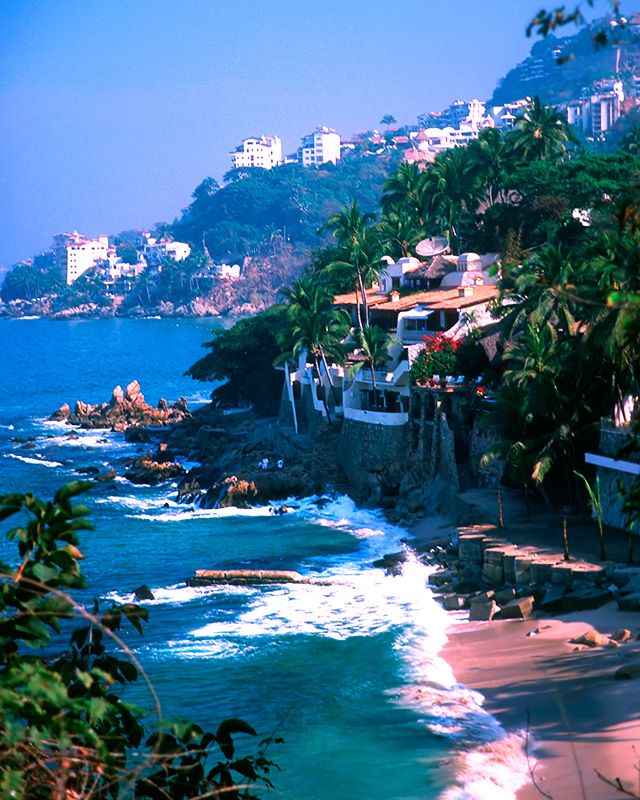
(415, 236), (450, 257)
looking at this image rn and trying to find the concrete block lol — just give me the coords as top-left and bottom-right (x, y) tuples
(562, 588), (611, 612)
(550, 564), (574, 586)
(495, 595), (534, 620)
(540, 585), (566, 612)
(481, 547), (505, 584)
(442, 594), (466, 611)
(469, 599), (500, 621)
(514, 556), (533, 585)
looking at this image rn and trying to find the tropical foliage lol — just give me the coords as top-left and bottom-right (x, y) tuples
(0, 482), (277, 799)
(409, 335), (461, 385)
(187, 306), (289, 415)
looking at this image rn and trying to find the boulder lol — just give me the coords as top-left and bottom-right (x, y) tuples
(570, 630), (607, 647)
(95, 468), (117, 482)
(125, 380), (143, 404)
(494, 587), (517, 606)
(372, 552), (407, 575)
(615, 664), (640, 680)
(124, 427), (152, 443)
(611, 628), (633, 643)
(617, 592), (640, 612)
(442, 594), (467, 611)
(469, 599), (500, 621)
(470, 590), (495, 604)
(76, 466), (100, 476)
(540, 585), (567, 612)
(50, 402), (71, 421)
(562, 588), (611, 612)
(111, 385), (125, 406)
(495, 595), (534, 620)
(133, 584), (155, 601)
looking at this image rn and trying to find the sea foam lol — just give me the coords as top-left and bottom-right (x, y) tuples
(5, 453), (62, 468)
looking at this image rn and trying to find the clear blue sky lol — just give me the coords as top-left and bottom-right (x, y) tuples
(0, 0), (615, 268)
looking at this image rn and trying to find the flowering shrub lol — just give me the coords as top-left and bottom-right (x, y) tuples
(410, 334), (461, 385)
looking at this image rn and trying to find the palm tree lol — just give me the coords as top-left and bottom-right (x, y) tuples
(356, 324), (394, 396)
(382, 162), (429, 227)
(375, 208), (424, 260)
(467, 127), (519, 207)
(324, 201), (382, 329)
(380, 114), (397, 127)
(512, 96), (578, 161)
(280, 278), (350, 420)
(504, 243), (580, 337)
(423, 146), (483, 253)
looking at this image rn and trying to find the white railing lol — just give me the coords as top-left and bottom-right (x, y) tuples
(356, 359), (409, 386)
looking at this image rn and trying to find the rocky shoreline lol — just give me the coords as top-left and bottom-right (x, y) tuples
(0, 298), (268, 321)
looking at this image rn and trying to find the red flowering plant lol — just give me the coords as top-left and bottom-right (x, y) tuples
(410, 334), (462, 385)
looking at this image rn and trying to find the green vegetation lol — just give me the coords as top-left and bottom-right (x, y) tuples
(172, 156), (395, 262)
(187, 306), (290, 415)
(0, 482), (278, 799)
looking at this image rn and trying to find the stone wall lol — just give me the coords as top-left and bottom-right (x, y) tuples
(337, 418), (409, 499)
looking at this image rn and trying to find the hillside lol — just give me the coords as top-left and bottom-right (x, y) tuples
(172, 153), (396, 261)
(491, 20), (640, 106)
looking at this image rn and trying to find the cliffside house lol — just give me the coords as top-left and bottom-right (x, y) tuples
(278, 252), (502, 433)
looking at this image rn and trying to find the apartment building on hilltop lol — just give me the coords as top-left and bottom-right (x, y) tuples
(229, 135), (283, 170)
(297, 125), (341, 166)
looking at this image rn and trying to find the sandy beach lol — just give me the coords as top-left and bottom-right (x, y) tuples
(408, 492), (640, 800)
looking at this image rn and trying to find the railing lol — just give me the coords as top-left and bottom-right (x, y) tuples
(356, 360), (409, 386)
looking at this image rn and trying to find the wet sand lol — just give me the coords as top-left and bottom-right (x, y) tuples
(407, 504), (640, 799)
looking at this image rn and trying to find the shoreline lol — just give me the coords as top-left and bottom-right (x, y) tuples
(408, 512), (640, 800)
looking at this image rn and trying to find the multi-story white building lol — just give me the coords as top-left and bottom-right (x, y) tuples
(562, 80), (624, 138)
(229, 135), (283, 170)
(418, 99), (488, 131)
(52, 231), (110, 284)
(298, 125), (341, 166)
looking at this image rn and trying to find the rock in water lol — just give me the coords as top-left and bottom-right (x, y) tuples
(111, 385), (124, 406)
(125, 380), (143, 404)
(50, 402), (71, 420)
(133, 584), (155, 601)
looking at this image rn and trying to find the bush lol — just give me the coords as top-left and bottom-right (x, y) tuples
(409, 334), (461, 384)
(0, 482), (279, 799)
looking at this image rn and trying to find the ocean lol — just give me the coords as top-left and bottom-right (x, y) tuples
(0, 317), (528, 800)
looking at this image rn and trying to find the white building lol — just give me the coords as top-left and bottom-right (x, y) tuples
(230, 135), (283, 170)
(143, 238), (191, 268)
(52, 231), (110, 284)
(562, 81), (624, 138)
(298, 125), (341, 166)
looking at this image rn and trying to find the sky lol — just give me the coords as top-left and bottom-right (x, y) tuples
(0, 0), (618, 269)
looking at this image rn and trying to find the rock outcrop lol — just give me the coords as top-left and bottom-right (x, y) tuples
(124, 444), (185, 485)
(50, 380), (190, 432)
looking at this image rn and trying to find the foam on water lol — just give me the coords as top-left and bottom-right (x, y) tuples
(5, 453), (62, 468)
(104, 581), (256, 607)
(132, 505), (275, 522)
(95, 494), (182, 512)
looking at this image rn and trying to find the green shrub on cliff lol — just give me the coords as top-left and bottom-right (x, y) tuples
(0, 482), (278, 798)
(187, 306), (289, 415)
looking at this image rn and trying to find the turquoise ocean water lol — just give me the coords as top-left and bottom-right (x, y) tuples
(0, 317), (528, 800)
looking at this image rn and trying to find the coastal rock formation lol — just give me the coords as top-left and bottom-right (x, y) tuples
(50, 380), (190, 432)
(124, 444), (185, 485)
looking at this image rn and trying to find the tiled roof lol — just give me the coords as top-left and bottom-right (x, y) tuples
(373, 284), (499, 312)
(333, 288), (388, 307)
